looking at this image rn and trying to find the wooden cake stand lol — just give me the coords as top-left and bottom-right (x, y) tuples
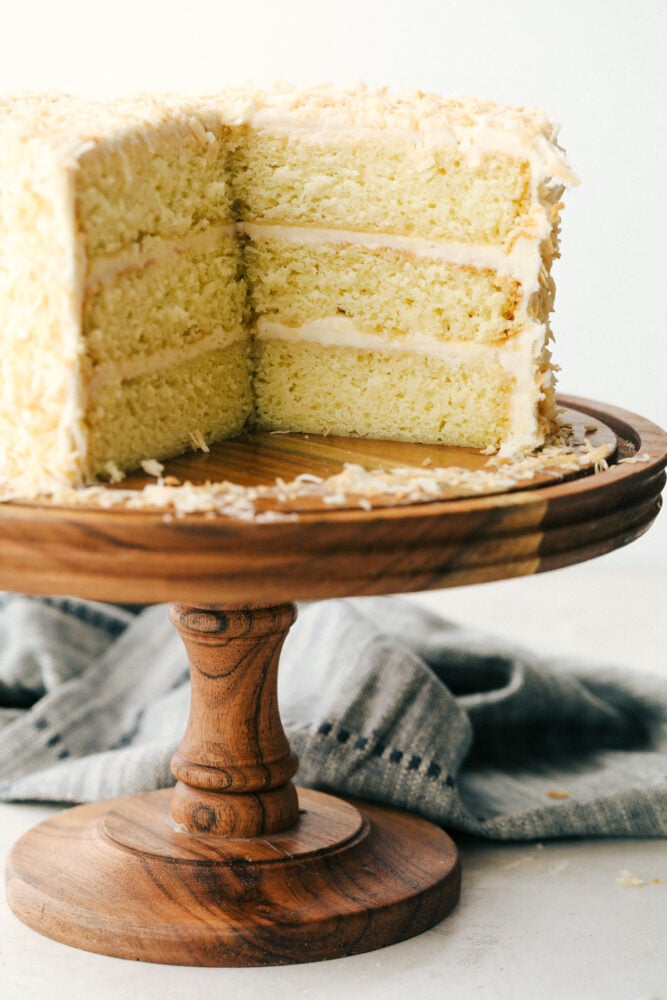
(2, 396), (666, 966)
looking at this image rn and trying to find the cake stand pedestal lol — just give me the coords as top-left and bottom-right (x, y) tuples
(3, 397), (666, 966)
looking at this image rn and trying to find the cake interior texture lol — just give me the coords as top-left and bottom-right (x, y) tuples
(0, 87), (576, 489)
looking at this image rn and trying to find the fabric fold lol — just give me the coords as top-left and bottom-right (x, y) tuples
(0, 593), (665, 840)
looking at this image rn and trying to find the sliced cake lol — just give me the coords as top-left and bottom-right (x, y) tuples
(0, 86), (576, 492)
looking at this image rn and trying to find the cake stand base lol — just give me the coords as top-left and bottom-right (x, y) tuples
(6, 787), (459, 966)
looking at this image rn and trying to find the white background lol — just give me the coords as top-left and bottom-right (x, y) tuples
(1, 0), (665, 568)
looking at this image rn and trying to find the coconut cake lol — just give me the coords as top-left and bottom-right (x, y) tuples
(0, 85), (577, 491)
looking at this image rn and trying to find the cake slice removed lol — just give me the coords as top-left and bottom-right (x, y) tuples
(230, 86), (576, 455)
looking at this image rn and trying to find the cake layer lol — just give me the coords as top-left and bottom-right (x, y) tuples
(253, 339), (513, 449)
(85, 341), (253, 480)
(230, 129), (531, 246)
(244, 235), (521, 345)
(84, 232), (246, 366)
(77, 116), (233, 256)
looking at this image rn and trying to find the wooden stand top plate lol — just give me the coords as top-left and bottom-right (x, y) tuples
(0, 395), (665, 605)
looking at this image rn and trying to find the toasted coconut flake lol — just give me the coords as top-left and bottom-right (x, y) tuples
(0, 417), (618, 521)
(140, 459), (165, 478)
(188, 429), (210, 453)
(102, 461), (125, 484)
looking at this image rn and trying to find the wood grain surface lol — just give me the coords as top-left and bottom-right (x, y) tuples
(0, 397), (664, 604)
(6, 787), (461, 966)
(169, 602), (300, 837)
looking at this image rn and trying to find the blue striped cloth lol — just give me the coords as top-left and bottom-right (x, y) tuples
(0, 593), (665, 839)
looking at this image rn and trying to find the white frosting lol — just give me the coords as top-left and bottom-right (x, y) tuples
(257, 315), (522, 361)
(88, 326), (246, 391)
(240, 221), (545, 296)
(245, 116), (574, 190)
(86, 224), (237, 290)
(0, 132), (88, 484)
(215, 84), (578, 187)
(86, 219), (546, 303)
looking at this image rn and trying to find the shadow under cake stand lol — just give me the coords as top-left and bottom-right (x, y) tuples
(3, 395), (666, 967)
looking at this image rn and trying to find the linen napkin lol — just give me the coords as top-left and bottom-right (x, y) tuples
(0, 592), (665, 840)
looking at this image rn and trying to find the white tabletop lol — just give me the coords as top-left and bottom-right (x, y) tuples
(2, 557), (666, 1000)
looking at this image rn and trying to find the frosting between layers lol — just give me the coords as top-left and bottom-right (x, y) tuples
(88, 326), (247, 391)
(82, 220), (546, 304)
(85, 224), (237, 290)
(240, 222), (546, 297)
(86, 313), (538, 389)
(255, 315), (533, 364)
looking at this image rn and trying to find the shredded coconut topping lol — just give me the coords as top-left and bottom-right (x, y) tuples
(0, 420), (620, 521)
(140, 459), (165, 478)
(188, 429), (210, 453)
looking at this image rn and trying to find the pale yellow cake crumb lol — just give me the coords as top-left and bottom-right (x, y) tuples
(617, 870), (645, 887)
